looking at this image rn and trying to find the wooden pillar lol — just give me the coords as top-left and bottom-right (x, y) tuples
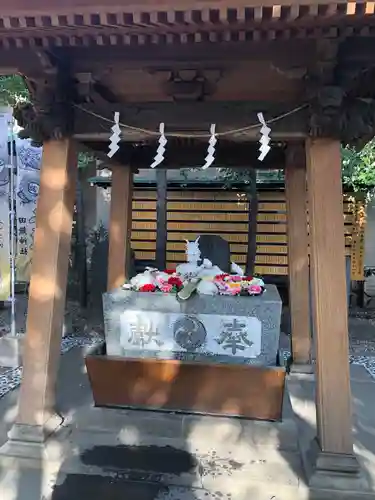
(306, 138), (359, 481)
(245, 168), (257, 276)
(285, 144), (311, 367)
(156, 168), (167, 271)
(6, 139), (77, 446)
(107, 164), (133, 290)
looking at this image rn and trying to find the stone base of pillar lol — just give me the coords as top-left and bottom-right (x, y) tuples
(302, 437), (370, 492)
(0, 414), (63, 460)
(290, 362), (314, 374)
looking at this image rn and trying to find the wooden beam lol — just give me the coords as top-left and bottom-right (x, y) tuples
(156, 169), (167, 271)
(74, 101), (308, 141)
(107, 164), (133, 291)
(285, 143), (311, 368)
(306, 139), (354, 456)
(64, 40), (314, 69)
(6, 139), (77, 444)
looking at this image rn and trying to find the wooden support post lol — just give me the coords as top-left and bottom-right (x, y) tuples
(305, 139), (364, 489)
(107, 164), (133, 291)
(285, 144), (311, 369)
(4, 139), (77, 449)
(156, 168), (167, 271)
(245, 168), (258, 276)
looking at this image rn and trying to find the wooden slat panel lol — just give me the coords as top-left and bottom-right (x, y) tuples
(166, 232), (291, 244)
(258, 202), (286, 212)
(166, 222), (288, 233)
(165, 252), (288, 265)
(168, 201), (290, 212)
(167, 212), (248, 222)
(133, 221), (157, 230)
(133, 190), (157, 200)
(129, 188), (358, 277)
(134, 251), (156, 260)
(165, 242), (288, 254)
(166, 212), (288, 223)
(167, 201), (250, 212)
(131, 230), (156, 240)
(167, 191), (247, 201)
(132, 241), (156, 250)
(256, 234), (288, 244)
(133, 201), (156, 210)
(255, 265), (288, 276)
(167, 222), (249, 232)
(133, 211), (157, 220)
(167, 190), (286, 201)
(161, 240), (351, 253)
(164, 262), (288, 276)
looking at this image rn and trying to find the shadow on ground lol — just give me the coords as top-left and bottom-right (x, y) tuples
(0, 345), (375, 499)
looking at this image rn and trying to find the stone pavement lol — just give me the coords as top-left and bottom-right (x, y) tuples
(0, 348), (374, 499)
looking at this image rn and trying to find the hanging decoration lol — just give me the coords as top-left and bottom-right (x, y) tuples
(150, 123), (167, 169)
(257, 112), (271, 161)
(107, 112), (121, 158)
(81, 103), (307, 163)
(201, 124), (217, 170)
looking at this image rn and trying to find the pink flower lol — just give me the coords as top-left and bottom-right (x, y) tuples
(156, 276), (168, 286)
(160, 283), (173, 293)
(248, 284), (262, 294)
(231, 275), (242, 282)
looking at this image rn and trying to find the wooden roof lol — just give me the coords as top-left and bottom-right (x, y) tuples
(0, 1), (373, 48)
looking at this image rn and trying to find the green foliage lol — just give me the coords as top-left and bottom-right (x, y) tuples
(218, 168), (283, 189)
(0, 75), (29, 105)
(77, 151), (94, 169)
(342, 139), (375, 198)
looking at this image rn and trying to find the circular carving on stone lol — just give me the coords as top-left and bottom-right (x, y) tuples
(172, 315), (207, 350)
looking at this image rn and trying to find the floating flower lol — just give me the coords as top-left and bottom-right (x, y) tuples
(164, 269), (175, 275)
(245, 276), (253, 281)
(248, 284), (262, 295)
(160, 283), (173, 293)
(155, 275), (168, 286)
(168, 276), (183, 288)
(139, 284), (156, 292)
(214, 274), (229, 281)
(231, 275), (242, 282)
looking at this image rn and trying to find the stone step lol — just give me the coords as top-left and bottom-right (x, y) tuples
(71, 407), (298, 451)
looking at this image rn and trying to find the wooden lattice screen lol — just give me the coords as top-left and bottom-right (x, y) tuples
(131, 189), (356, 277)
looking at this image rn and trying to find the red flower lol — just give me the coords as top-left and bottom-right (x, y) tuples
(164, 269), (175, 275)
(245, 276), (253, 281)
(139, 284), (156, 292)
(168, 276), (183, 288)
(214, 274), (229, 281)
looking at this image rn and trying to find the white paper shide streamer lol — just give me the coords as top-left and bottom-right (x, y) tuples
(202, 124), (217, 170)
(150, 123), (167, 169)
(257, 112), (271, 161)
(107, 112), (121, 158)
